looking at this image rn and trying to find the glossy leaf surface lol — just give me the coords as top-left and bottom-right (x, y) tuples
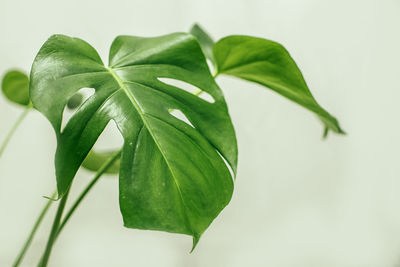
(30, 33), (237, 246)
(1, 70), (30, 106)
(214, 35), (344, 135)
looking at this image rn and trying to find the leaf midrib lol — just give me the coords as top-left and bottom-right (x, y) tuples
(107, 67), (194, 235)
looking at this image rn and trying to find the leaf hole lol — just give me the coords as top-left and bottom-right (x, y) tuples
(157, 77), (215, 103)
(91, 119), (124, 151)
(198, 92), (215, 103)
(61, 87), (95, 132)
(206, 59), (215, 74)
(217, 150), (235, 181)
(168, 109), (195, 128)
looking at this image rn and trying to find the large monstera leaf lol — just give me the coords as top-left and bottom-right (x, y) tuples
(30, 33), (237, 247)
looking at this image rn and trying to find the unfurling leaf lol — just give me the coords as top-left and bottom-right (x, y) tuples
(30, 33), (237, 249)
(214, 35), (344, 135)
(1, 70), (30, 106)
(190, 23), (216, 69)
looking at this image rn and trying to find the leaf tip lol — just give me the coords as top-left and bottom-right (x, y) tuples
(338, 127), (346, 135)
(189, 22), (201, 32)
(190, 233), (202, 253)
(322, 127), (329, 139)
(322, 125), (346, 140)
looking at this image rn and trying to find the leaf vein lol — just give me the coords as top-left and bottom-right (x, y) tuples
(108, 67), (195, 235)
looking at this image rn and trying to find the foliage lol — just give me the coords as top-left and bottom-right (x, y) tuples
(191, 24), (344, 136)
(0, 23), (344, 266)
(1, 70), (30, 106)
(29, 33), (237, 247)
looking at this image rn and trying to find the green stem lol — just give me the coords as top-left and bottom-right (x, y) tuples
(192, 71), (218, 96)
(14, 150), (120, 266)
(0, 105), (32, 158)
(193, 89), (203, 96)
(12, 191), (57, 267)
(57, 150), (121, 237)
(38, 189), (71, 267)
(36, 150), (120, 266)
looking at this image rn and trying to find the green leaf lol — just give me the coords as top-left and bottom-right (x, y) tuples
(214, 35), (344, 135)
(66, 92), (84, 109)
(190, 24), (216, 69)
(30, 33), (237, 248)
(82, 150), (120, 174)
(1, 70), (30, 106)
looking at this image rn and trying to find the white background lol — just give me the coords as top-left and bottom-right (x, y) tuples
(1, 0), (400, 266)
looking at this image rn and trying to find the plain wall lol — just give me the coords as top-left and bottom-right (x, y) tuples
(1, 0), (400, 266)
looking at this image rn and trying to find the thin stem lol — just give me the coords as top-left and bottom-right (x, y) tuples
(192, 71), (218, 96)
(36, 150), (120, 266)
(57, 150), (121, 236)
(193, 89), (203, 96)
(12, 191), (57, 267)
(38, 189), (71, 267)
(0, 104), (32, 158)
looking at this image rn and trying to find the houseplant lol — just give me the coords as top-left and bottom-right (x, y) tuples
(1, 24), (344, 267)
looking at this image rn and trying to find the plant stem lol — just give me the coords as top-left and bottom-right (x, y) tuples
(26, 150), (120, 266)
(192, 72), (218, 96)
(38, 189), (71, 267)
(57, 150), (121, 237)
(12, 191), (57, 267)
(0, 104), (32, 158)
(193, 89), (203, 96)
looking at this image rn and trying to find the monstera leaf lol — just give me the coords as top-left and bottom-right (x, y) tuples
(30, 33), (237, 247)
(1, 69), (115, 173)
(213, 35), (344, 136)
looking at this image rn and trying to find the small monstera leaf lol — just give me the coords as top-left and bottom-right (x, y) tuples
(1, 70), (30, 106)
(30, 33), (237, 248)
(213, 35), (344, 136)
